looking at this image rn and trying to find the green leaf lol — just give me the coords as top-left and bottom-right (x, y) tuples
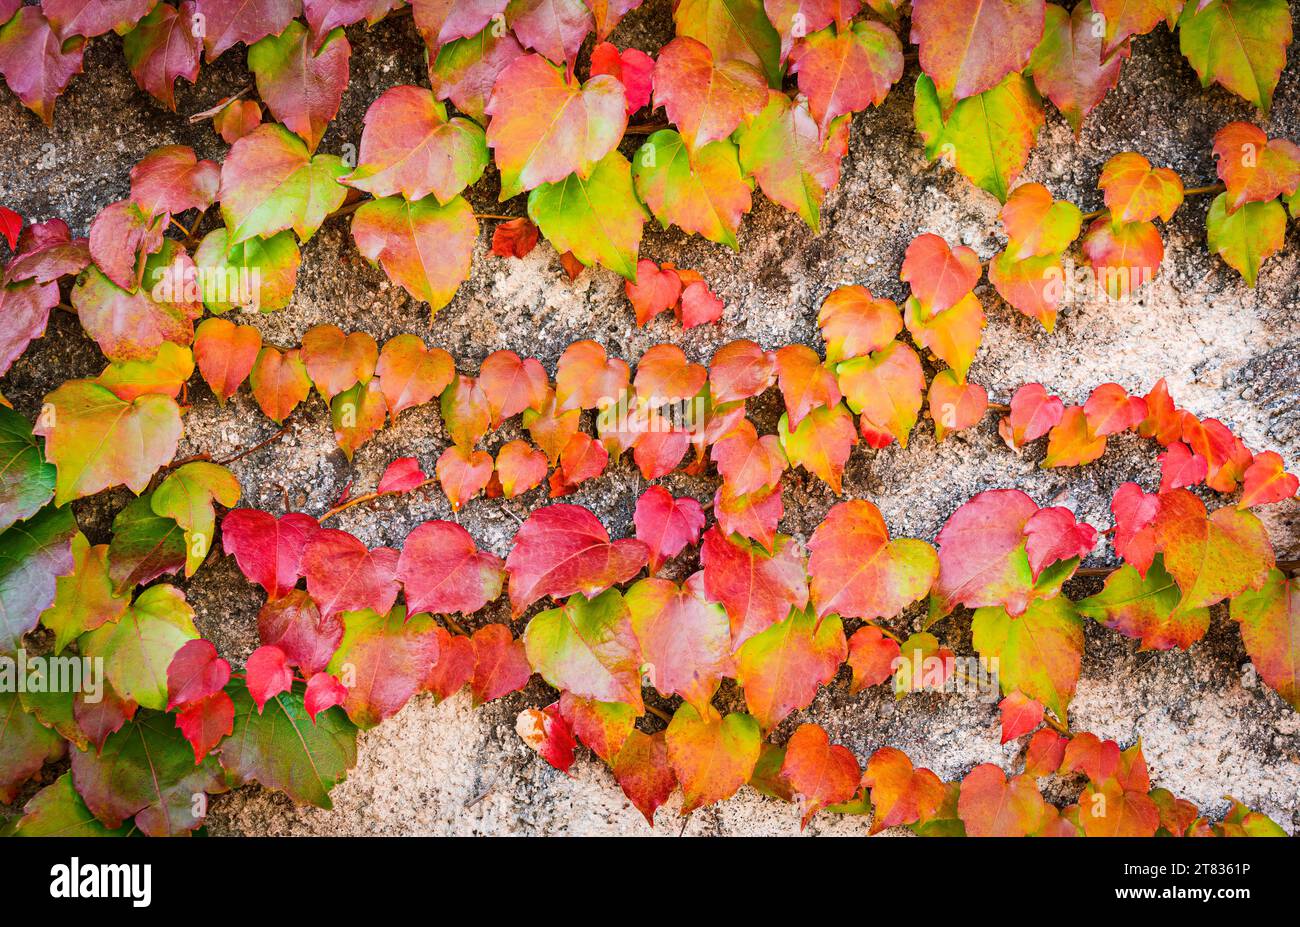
(39, 532), (128, 653)
(193, 228), (301, 313)
(11, 772), (132, 836)
(673, 0), (783, 87)
(81, 584), (198, 710)
(1178, 0), (1291, 113)
(1076, 554), (1210, 651)
(0, 403), (55, 535)
(523, 588), (644, 711)
(528, 151), (648, 280)
(972, 594), (1083, 719)
(0, 502), (77, 655)
(151, 462), (241, 576)
(106, 492), (187, 593)
(632, 130), (752, 249)
(219, 684), (358, 809)
(247, 21), (350, 152)
(0, 690), (65, 803)
(915, 72), (1045, 203)
(1205, 192), (1286, 286)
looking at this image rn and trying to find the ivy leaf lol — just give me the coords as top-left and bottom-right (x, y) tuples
(492, 439), (546, 498)
(212, 97), (262, 143)
(957, 763), (1050, 836)
(1205, 192), (1285, 287)
(0, 503), (75, 655)
(175, 691), (236, 762)
(932, 488), (1037, 618)
(508, 0), (593, 70)
(1240, 450), (1299, 508)
(219, 124), (348, 244)
(790, 21), (903, 131)
(516, 702), (576, 771)
(1093, 0), (1178, 56)
(330, 380), (388, 460)
(928, 370), (988, 442)
(470, 623), (531, 704)
(2, 217), (91, 287)
(193, 0), (300, 62)
(152, 462), (241, 576)
(626, 573), (731, 715)
(1098, 151), (1184, 223)
(41, 0), (156, 37)
(10, 772), (131, 836)
(999, 691), (1044, 742)
(220, 684), (358, 809)
(105, 493), (185, 592)
(194, 317), (261, 405)
(376, 457), (427, 495)
(1154, 489), (1274, 609)
(1042, 405), (1106, 467)
(491, 216), (540, 258)
(71, 711), (224, 835)
(429, 25), (525, 125)
(123, 3), (203, 112)
(1077, 554), (1210, 651)
(249, 21), (350, 153)
(972, 595), (1083, 718)
(94, 345), (194, 401)
(301, 529), (401, 620)
(808, 499), (938, 621)
(653, 37), (767, 152)
(611, 729), (675, 826)
(590, 40), (653, 113)
(479, 349), (548, 426)
(244, 644), (293, 712)
(0, 404), (54, 534)
(633, 131), (752, 249)
(528, 151), (648, 280)
(900, 233), (980, 315)
(301, 324), (377, 403)
(1230, 569), (1300, 711)
(258, 588), (340, 674)
(861, 746), (945, 833)
(701, 527), (808, 651)
(764, 0), (861, 56)
(0, 7), (85, 125)
(1079, 213), (1163, 298)
(436, 445), (493, 510)
(81, 584), (199, 710)
(0, 689), (64, 803)
(304, 0), (401, 34)
(735, 604), (845, 730)
(506, 503), (648, 614)
(779, 722), (860, 828)
(377, 334), (454, 416)
(773, 343), (840, 429)
(835, 340), (925, 448)
(999, 182), (1082, 259)
(778, 402), (857, 492)
(673, 0), (782, 86)
(903, 292), (985, 382)
(736, 90), (850, 232)
(998, 382), (1063, 449)
(249, 346), (312, 422)
(1212, 121), (1300, 212)
(412, 0), (507, 45)
(73, 245), (203, 362)
(914, 72), (1045, 203)
(554, 339), (630, 411)
(1177, 0), (1291, 113)
(1027, 1), (1128, 135)
(0, 279), (59, 378)
(665, 704), (762, 813)
(166, 638), (231, 709)
(911, 0), (1044, 110)
(1023, 506), (1096, 580)
(35, 380), (182, 505)
(396, 520), (504, 616)
(633, 486), (705, 573)
(523, 588), (644, 710)
(129, 147), (218, 222)
(326, 606), (441, 729)
(486, 54), (626, 199)
(221, 509), (319, 601)
(39, 533), (127, 653)
(818, 285), (901, 364)
(711, 419), (785, 496)
(88, 198), (166, 293)
(351, 193), (478, 312)
(345, 85), (489, 203)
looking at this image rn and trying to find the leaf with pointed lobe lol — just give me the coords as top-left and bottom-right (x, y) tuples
(303, 672), (348, 722)
(818, 286), (901, 364)
(1177, 0), (1291, 113)
(633, 486), (705, 573)
(1212, 121), (1300, 212)
(714, 483), (783, 553)
(846, 625), (899, 694)
(0, 7), (85, 125)
(1082, 381), (1147, 437)
(331, 380), (388, 460)
(397, 520), (504, 617)
(221, 509), (319, 601)
(326, 606), (440, 729)
(904, 293), (985, 382)
(711, 418), (786, 496)
(412, 0), (507, 44)
(626, 573), (731, 715)
(423, 628), (475, 701)
(301, 529), (400, 620)
(1042, 405), (1107, 468)
(429, 24), (525, 125)
(87, 199), (166, 293)
(1092, 0), (1178, 56)
(247, 21), (350, 154)
(737, 90), (850, 232)
(0, 404), (55, 536)
(74, 247), (204, 363)
(861, 746), (945, 834)
(352, 193), (477, 312)
(479, 350), (549, 427)
(492, 216), (540, 258)
(2, 218), (90, 287)
(973, 595), (1082, 718)
(9, 771), (131, 837)
(709, 340), (776, 403)
(103, 493), (184, 594)
(734, 604), (844, 730)
(193, 318), (260, 406)
(1077, 555), (1210, 651)
(778, 402), (857, 493)
(508, 0), (593, 70)
(1230, 569), (1300, 711)
(40, 0), (156, 37)
(612, 729), (675, 825)
(245, 644), (294, 711)
(376, 457), (428, 495)
(1109, 482), (1159, 577)
(81, 583), (198, 711)
(666, 704), (761, 813)
(212, 97), (262, 143)
(653, 36), (767, 153)
(345, 85), (488, 203)
(219, 124), (347, 244)
(808, 499), (939, 622)
(1239, 450), (1298, 508)
(507, 504), (648, 613)
(303, 0), (400, 34)
(900, 235), (982, 320)
(590, 40), (652, 113)
(630, 416), (691, 481)
(1098, 151), (1184, 224)
(764, 0), (861, 55)
(524, 391), (582, 464)
(624, 259), (682, 325)
(152, 462), (240, 576)
(1022, 726), (1067, 777)
(1180, 413), (1251, 492)
(701, 526), (807, 649)
(790, 20), (902, 132)
(492, 440), (547, 498)
(932, 489), (1037, 618)
(516, 702), (577, 771)
(466, 623), (529, 705)
(249, 347), (311, 424)
(0, 280), (58, 379)
(999, 182), (1082, 260)
(257, 589), (341, 675)
(558, 691), (636, 762)
(773, 344), (840, 430)
(673, 0), (782, 85)
(633, 132), (753, 250)
(1028, 1), (1128, 135)
(528, 150), (648, 280)
(191, 0), (299, 61)
(0, 690), (64, 803)
(1205, 192), (1285, 287)
(634, 344), (706, 408)
(910, 0), (1045, 109)
(38, 533), (126, 653)
(957, 763), (1051, 836)
(131, 146), (219, 223)
(999, 691), (1044, 743)
(835, 340), (925, 448)
(435, 445), (493, 511)
(914, 72), (1045, 203)
(779, 722), (859, 828)
(220, 683), (357, 810)
(928, 370), (988, 442)
(486, 54), (626, 199)
(174, 690), (235, 762)
(554, 340), (629, 412)
(437, 374), (488, 449)
(524, 588), (643, 709)
(374, 335), (453, 417)
(1023, 506), (1096, 581)
(1136, 379), (1180, 446)
(1154, 489), (1273, 610)
(1158, 441), (1207, 491)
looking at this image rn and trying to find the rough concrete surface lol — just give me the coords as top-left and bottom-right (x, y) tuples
(2, 1), (1299, 835)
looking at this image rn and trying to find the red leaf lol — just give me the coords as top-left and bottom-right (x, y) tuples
(516, 702), (576, 772)
(932, 489), (1038, 616)
(301, 528), (401, 619)
(377, 456), (428, 494)
(713, 483), (783, 552)
(221, 509), (320, 600)
(303, 672), (348, 721)
(701, 525), (808, 649)
(1158, 441), (1207, 492)
(505, 503), (648, 614)
(1022, 506), (1096, 580)
(846, 625), (900, 694)
(1082, 382), (1146, 436)
(174, 691), (234, 763)
(1024, 728), (1067, 777)
(130, 144), (220, 217)
(491, 217), (540, 258)
(633, 486), (705, 573)
(998, 691), (1044, 743)
(590, 40), (653, 113)
(861, 746), (945, 833)
(779, 723), (861, 828)
(469, 623), (531, 705)
(1239, 450), (1298, 508)
(257, 588), (341, 675)
(1110, 482), (1158, 577)
(612, 729), (675, 826)
(245, 644), (293, 712)
(397, 520), (504, 617)
(677, 279), (724, 327)
(436, 445), (493, 510)
(166, 639), (231, 710)
(0, 205), (20, 250)
(624, 259), (682, 325)
(423, 628), (475, 702)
